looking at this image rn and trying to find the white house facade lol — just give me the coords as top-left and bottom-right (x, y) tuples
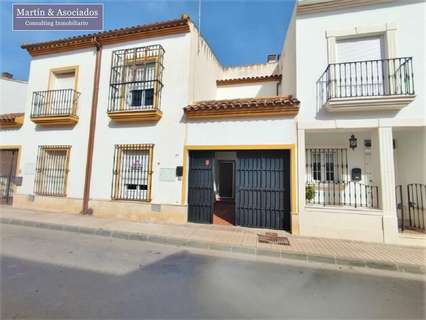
(281, 0), (425, 245)
(1, 1), (425, 246)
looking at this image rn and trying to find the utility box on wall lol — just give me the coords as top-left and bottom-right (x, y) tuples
(351, 168), (362, 181)
(176, 166), (183, 177)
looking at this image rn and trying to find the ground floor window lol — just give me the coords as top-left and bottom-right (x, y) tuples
(34, 145), (71, 196)
(111, 144), (154, 201)
(306, 148), (347, 183)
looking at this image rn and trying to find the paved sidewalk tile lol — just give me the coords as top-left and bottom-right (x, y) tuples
(1, 205), (425, 275)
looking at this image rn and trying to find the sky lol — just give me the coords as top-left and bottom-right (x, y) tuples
(0, 0), (295, 81)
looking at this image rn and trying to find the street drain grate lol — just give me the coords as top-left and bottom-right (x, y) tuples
(258, 232), (290, 246)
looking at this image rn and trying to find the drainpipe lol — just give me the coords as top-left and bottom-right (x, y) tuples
(276, 78), (281, 96)
(81, 37), (102, 215)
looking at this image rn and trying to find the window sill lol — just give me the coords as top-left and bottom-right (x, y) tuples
(111, 197), (152, 203)
(31, 115), (79, 126)
(107, 109), (162, 122)
(34, 193), (67, 197)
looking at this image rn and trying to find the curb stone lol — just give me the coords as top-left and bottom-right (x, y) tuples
(231, 246), (256, 255)
(1, 217), (424, 275)
(335, 258), (366, 268)
(307, 254), (336, 264)
(256, 248), (281, 257)
(281, 251), (308, 261)
(397, 263), (425, 274)
(365, 261), (398, 271)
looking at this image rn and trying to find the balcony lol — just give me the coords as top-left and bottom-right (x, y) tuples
(31, 89), (80, 125)
(318, 57), (415, 111)
(107, 45), (164, 122)
(107, 80), (163, 122)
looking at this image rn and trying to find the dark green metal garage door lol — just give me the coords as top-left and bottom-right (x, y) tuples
(187, 151), (214, 224)
(235, 150), (291, 231)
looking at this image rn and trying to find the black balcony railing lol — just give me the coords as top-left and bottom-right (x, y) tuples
(318, 57), (415, 104)
(31, 89), (80, 117)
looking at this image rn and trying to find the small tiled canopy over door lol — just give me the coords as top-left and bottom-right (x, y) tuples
(0, 149), (18, 204)
(188, 151), (215, 223)
(235, 150), (291, 231)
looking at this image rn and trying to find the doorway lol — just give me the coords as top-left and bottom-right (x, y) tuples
(214, 160), (235, 225)
(0, 149), (19, 205)
(187, 149), (291, 231)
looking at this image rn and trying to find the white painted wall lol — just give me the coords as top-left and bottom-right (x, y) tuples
(300, 207), (384, 242)
(279, 9), (297, 97)
(221, 63), (278, 80)
(186, 118), (296, 146)
(216, 82), (277, 99)
(90, 33), (192, 205)
(0, 78), (28, 114)
(14, 48), (96, 199)
(394, 127), (426, 187)
(0, 78), (28, 151)
(295, 0), (426, 122)
(187, 22), (222, 103)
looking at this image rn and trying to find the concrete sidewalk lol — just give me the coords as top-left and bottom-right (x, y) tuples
(1, 206), (425, 275)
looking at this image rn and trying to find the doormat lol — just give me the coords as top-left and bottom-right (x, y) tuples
(257, 232), (290, 246)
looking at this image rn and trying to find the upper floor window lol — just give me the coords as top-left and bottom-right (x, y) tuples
(108, 45), (164, 113)
(320, 27), (415, 107)
(335, 36), (385, 63)
(335, 36), (386, 97)
(31, 66), (81, 125)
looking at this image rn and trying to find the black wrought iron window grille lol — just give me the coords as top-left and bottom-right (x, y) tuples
(308, 149), (341, 183)
(108, 45), (164, 113)
(34, 145), (71, 197)
(111, 144), (154, 201)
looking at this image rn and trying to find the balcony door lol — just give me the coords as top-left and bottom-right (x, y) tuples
(335, 36), (385, 97)
(48, 69), (76, 115)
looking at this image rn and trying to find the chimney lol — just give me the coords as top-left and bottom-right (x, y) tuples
(267, 54), (278, 63)
(1, 72), (13, 79)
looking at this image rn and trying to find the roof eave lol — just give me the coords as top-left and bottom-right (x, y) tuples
(22, 17), (191, 57)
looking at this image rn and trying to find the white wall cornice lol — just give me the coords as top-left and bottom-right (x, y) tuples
(298, 119), (426, 130)
(325, 23), (397, 38)
(297, 0), (396, 16)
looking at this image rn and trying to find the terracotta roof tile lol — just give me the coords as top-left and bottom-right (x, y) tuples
(0, 113), (24, 121)
(0, 113), (24, 128)
(184, 96), (300, 119)
(21, 16), (190, 56)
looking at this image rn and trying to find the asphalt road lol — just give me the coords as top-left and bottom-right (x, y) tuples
(1, 223), (425, 319)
